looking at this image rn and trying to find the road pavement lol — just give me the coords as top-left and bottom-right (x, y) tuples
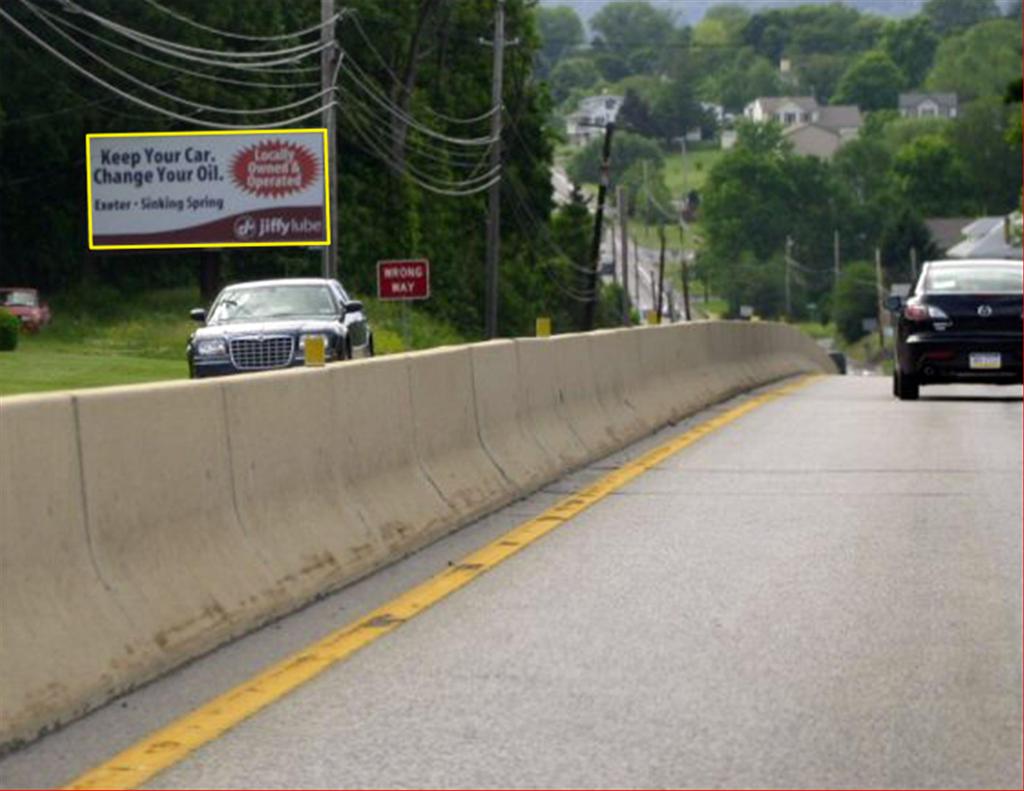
(2, 376), (1020, 789)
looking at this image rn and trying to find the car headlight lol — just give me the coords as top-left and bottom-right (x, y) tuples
(195, 338), (227, 356)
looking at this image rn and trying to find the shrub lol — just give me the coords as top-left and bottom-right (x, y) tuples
(0, 308), (20, 351)
(833, 261), (878, 343)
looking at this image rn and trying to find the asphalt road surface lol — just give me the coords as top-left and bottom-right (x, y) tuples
(3, 376), (1020, 789)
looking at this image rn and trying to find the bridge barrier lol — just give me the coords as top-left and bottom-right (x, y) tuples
(0, 321), (834, 750)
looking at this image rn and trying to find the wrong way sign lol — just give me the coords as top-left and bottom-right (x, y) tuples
(377, 259), (430, 301)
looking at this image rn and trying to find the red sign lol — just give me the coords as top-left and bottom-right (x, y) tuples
(377, 259), (430, 301)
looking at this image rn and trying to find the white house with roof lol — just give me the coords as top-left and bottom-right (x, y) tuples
(742, 96), (863, 158)
(565, 94), (624, 147)
(899, 93), (958, 119)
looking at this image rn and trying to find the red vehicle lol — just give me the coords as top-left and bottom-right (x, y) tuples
(0, 288), (51, 331)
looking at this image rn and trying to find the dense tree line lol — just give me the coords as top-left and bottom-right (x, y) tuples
(0, 0), (607, 337)
(537, 0), (1021, 338)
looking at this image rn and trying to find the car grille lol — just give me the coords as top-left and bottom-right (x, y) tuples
(229, 336), (294, 370)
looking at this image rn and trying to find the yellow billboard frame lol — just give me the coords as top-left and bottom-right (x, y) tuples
(85, 128), (331, 251)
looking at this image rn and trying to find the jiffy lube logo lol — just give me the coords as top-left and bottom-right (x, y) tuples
(231, 140), (318, 198)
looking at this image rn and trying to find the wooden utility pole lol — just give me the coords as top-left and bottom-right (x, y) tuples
(784, 235), (793, 318)
(910, 246), (919, 282)
(584, 121), (615, 331)
(483, 0), (506, 339)
(656, 224), (666, 322)
(875, 247), (885, 350)
(678, 225), (691, 321)
(617, 186), (630, 326)
(321, 0), (339, 279)
(833, 228), (840, 288)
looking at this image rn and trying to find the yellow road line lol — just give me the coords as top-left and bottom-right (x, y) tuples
(63, 375), (820, 790)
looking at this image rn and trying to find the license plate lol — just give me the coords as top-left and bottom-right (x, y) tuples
(969, 352), (1001, 370)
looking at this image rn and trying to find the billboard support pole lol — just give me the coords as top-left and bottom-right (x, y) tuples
(321, 0), (338, 279)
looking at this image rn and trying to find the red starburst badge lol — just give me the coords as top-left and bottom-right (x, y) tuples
(231, 140), (318, 198)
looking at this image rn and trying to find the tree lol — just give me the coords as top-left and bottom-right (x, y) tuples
(548, 58), (601, 105)
(892, 134), (968, 216)
(833, 262), (878, 342)
(832, 51), (906, 111)
(922, 0), (1000, 35)
(879, 208), (938, 281)
(535, 6), (584, 77)
(925, 19), (1023, 101)
(565, 131), (663, 187)
(590, 1), (677, 65)
(946, 96), (1022, 214)
(694, 4), (749, 48)
(880, 16), (939, 89)
(701, 49), (782, 111)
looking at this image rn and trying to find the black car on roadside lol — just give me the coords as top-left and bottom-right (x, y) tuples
(886, 259), (1022, 400)
(187, 278), (373, 378)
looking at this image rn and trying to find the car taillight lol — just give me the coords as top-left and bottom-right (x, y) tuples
(904, 303), (948, 322)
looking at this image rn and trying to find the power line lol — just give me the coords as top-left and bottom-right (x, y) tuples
(30, 4), (320, 89)
(0, 7), (337, 129)
(345, 11), (501, 127)
(343, 54), (499, 147)
(19, 0), (336, 118)
(59, 0), (329, 61)
(140, 0), (342, 44)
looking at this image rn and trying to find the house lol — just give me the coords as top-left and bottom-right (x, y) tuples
(924, 217), (975, 255)
(946, 214), (1022, 259)
(899, 93), (958, 119)
(565, 94), (624, 147)
(744, 96), (819, 126)
(782, 124), (844, 160)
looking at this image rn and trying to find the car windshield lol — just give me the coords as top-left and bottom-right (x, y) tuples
(209, 285), (336, 323)
(923, 264), (1023, 295)
(1, 289), (38, 307)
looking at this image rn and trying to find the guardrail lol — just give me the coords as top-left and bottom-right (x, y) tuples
(0, 321), (834, 751)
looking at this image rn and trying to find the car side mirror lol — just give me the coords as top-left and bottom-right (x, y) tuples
(346, 300), (364, 314)
(884, 295), (903, 312)
(190, 308), (207, 322)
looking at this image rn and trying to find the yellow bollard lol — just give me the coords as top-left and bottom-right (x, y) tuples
(304, 335), (326, 367)
(535, 317), (552, 337)
(645, 309), (660, 325)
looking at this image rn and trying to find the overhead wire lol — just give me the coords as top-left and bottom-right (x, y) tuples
(19, 0), (336, 118)
(0, 7), (337, 129)
(31, 4), (320, 89)
(50, 1), (322, 73)
(58, 0), (328, 61)
(139, 0), (342, 44)
(345, 11), (501, 127)
(336, 83), (496, 170)
(343, 54), (498, 146)
(342, 100), (501, 196)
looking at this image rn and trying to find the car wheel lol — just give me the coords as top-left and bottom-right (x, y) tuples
(895, 369), (919, 401)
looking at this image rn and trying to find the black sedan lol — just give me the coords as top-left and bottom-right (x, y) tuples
(188, 278), (373, 378)
(886, 259), (1022, 400)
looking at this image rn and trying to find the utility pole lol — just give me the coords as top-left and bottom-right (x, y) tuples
(910, 246), (919, 282)
(617, 186), (630, 326)
(875, 247), (885, 350)
(584, 121), (615, 331)
(484, 0), (506, 339)
(656, 224), (666, 322)
(784, 235), (793, 319)
(677, 225), (691, 321)
(321, 0), (339, 279)
(833, 228), (840, 288)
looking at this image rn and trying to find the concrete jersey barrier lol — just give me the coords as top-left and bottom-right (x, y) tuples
(0, 321), (834, 750)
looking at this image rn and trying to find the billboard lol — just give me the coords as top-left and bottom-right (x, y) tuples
(86, 129), (330, 250)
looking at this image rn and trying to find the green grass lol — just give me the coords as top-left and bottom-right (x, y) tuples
(0, 287), (468, 397)
(663, 148), (723, 196)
